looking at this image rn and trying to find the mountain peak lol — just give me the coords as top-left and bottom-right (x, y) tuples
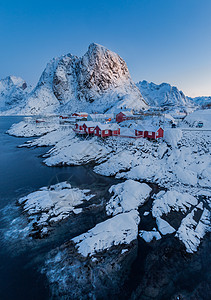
(0, 44), (148, 115)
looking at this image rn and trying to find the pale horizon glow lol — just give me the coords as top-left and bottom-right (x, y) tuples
(0, 0), (211, 98)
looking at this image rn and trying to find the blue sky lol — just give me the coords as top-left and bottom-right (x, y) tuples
(0, 0), (211, 97)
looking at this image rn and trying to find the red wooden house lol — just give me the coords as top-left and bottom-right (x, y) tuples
(111, 124), (120, 136)
(134, 125), (145, 137)
(116, 111), (134, 123)
(74, 121), (86, 134)
(83, 121), (100, 135)
(135, 126), (164, 139)
(94, 124), (120, 138)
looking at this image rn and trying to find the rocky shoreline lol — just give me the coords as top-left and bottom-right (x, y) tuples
(6, 118), (211, 299)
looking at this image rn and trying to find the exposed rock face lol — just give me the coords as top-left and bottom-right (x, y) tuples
(0, 75), (29, 112)
(22, 43), (148, 114)
(44, 240), (138, 299)
(76, 43), (131, 102)
(136, 80), (194, 111)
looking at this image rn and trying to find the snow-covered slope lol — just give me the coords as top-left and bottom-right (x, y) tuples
(0, 76), (30, 114)
(15, 43), (148, 115)
(136, 80), (194, 111)
(184, 109), (211, 128)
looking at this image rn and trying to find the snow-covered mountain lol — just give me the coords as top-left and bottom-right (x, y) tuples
(189, 96), (211, 108)
(0, 76), (30, 113)
(136, 80), (195, 111)
(2, 43), (147, 115)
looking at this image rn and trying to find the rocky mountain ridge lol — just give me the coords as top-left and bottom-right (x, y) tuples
(136, 80), (195, 111)
(0, 44), (148, 115)
(1, 45), (210, 115)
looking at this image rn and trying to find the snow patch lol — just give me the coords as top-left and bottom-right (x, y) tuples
(106, 180), (152, 216)
(72, 210), (140, 257)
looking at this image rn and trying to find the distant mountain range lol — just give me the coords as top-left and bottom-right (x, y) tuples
(0, 44), (210, 115)
(188, 96), (211, 108)
(136, 80), (195, 111)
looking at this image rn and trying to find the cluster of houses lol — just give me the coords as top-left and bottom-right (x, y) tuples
(69, 111), (164, 139)
(34, 111), (164, 140)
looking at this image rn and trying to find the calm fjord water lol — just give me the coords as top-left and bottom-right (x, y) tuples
(0, 116), (115, 300)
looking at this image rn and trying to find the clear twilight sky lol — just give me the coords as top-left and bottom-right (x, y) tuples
(0, 0), (211, 97)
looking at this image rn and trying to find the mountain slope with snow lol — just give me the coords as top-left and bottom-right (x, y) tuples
(136, 80), (195, 111)
(0, 76), (30, 113)
(3, 44), (148, 115)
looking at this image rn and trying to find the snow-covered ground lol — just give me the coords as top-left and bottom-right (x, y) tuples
(183, 109), (211, 129)
(7, 117), (60, 137)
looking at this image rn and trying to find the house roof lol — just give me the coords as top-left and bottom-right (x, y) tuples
(83, 121), (100, 127)
(120, 127), (136, 136)
(96, 123), (120, 131)
(134, 125), (145, 131)
(135, 126), (163, 132)
(119, 111), (133, 116)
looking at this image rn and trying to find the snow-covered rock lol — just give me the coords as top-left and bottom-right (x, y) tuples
(176, 204), (211, 253)
(7, 117), (60, 137)
(44, 136), (110, 166)
(106, 180), (152, 216)
(156, 217), (176, 235)
(152, 190), (198, 218)
(72, 210), (140, 257)
(136, 80), (194, 111)
(18, 182), (95, 237)
(139, 229), (161, 242)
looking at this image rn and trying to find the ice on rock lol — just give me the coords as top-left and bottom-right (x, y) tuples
(72, 210), (140, 257)
(106, 180), (152, 216)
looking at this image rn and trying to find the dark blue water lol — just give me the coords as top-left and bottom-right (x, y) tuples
(0, 116), (116, 300)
